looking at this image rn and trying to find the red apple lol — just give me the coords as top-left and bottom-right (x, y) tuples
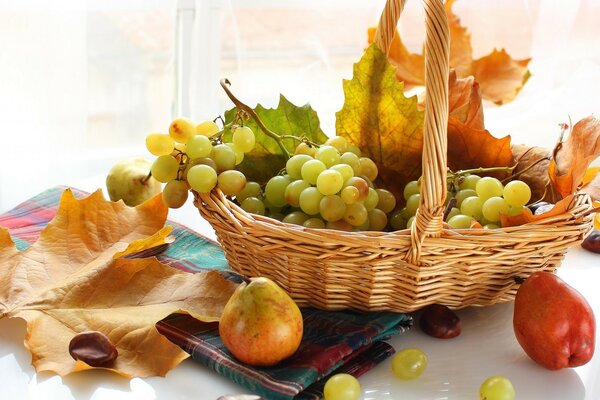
(513, 271), (596, 370)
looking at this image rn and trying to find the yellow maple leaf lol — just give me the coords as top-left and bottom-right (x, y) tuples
(0, 189), (237, 377)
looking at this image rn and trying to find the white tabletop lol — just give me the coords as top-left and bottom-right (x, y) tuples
(0, 192), (598, 400)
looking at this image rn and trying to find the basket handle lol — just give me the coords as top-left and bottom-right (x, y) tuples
(375, 0), (450, 264)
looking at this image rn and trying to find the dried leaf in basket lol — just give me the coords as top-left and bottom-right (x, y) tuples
(366, 0), (530, 104)
(448, 70), (484, 129)
(581, 168), (600, 200)
(550, 117), (600, 199)
(224, 95), (328, 184)
(336, 44), (424, 199)
(511, 143), (554, 203)
(0, 189), (237, 378)
(500, 195), (574, 227)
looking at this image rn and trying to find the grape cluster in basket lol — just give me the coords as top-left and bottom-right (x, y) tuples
(145, 116), (535, 232)
(390, 174), (533, 230)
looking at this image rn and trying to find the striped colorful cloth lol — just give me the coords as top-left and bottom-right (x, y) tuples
(1, 187), (412, 400)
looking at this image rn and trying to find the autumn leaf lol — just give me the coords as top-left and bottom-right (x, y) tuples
(224, 95), (328, 184)
(0, 189), (237, 377)
(581, 167), (600, 201)
(337, 44), (514, 198)
(510, 143), (554, 203)
(367, 0), (531, 104)
(336, 44), (424, 198)
(550, 117), (600, 199)
(448, 70), (484, 129)
(500, 195), (575, 227)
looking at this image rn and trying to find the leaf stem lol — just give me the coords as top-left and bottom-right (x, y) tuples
(220, 79), (291, 159)
(452, 166), (515, 177)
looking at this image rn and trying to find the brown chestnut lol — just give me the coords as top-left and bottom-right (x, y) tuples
(69, 331), (118, 367)
(582, 230), (600, 254)
(419, 304), (462, 339)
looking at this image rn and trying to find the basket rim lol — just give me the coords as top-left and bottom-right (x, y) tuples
(195, 188), (594, 241)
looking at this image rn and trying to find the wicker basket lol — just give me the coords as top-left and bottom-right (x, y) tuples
(194, 0), (594, 312)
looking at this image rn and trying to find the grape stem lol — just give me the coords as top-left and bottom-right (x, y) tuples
(220, 79), (292, 159)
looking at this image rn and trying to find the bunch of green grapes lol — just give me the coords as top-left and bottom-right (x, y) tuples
(389, 174), (533, 230)
(248, 136), (399, 231)
(145, 116), (255, 208)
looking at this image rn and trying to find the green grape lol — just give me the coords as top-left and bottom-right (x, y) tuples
(390, 209), (407, 230)
(479, 375), (515, 400)
(406, 194), (421, 216)
(324, 136), (349, 154)
(503, 180), (531, 207)
(303, 217), (325, 229)
(455, 189), (477, 208)
(236, 181), (261, 203)
(330, 164), (354, 183)
(265, 176), (292, 207)
(316, 170), (344, 196)
(325, 220), (353, 231)
(354, 219), (370, 231)
(484, 223), (500, 229)
(347, 145), (362, 157)
(184, 157), (217, 181)
(162, 180), (189, 209)
(151, 155), (179, 183)
(507, 205), (524, 216)
(195, 120), (219, 137)
(476, 177), (504, 201)
(284, 180), (311, 207)
(323, 374), (362, 400)
(217, 170), (247, 196)
(187, 164), (217, 193)
(146, 133), (175, 156)
(375, 189), (396, 213)
(286, 154), (313, 180)
(343, 202), (368, 226)
(211, 144), (237, 172)
(459, 174), (481, 190)
(339, 152), (360, 174)
(301, 159), (327, 185)
(315, 145), (341, 167)
(268, 212), (284, 221)
(392, 348), (427, 380)
(294, 142), (316, 157)
(299, 187), (324, 215)
(320, 195), (346, 222)
(241, 196), (265, 215)
(368, 208), (388, 231)
(482, 196), (509, 222)
(358, 157), (378, 181)
(232, 126), (255, 153)
(446, 207), (461, 221)
(341, 186), (360, 205)
(448, 214), (473, 229)
(364, 188), (379, 211)
(225, 143), (244, 165)
(344, 177), (369, 201)
(186, 135), (213, 159)
(460, 196), (484, 220)
(169, 116), (195, 144)
(406, 216), (416, 229)
(403, 180), (420, 200)
(283, 211), (310, 225)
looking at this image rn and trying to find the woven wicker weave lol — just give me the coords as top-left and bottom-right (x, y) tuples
(194, 0), (594, 312)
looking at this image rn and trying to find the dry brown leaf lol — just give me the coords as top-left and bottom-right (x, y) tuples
(446, 118), (513, 174)
(550, 117), (600, 198)
(471, 48), (531, 105)
(0, 189), (237, 377)
(581, 168), (600, 201)
(448, 70), (484, 129)
(510, 144), (554, 203)
(500, 195), (575, 227)
(367, 1), (530, 104)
